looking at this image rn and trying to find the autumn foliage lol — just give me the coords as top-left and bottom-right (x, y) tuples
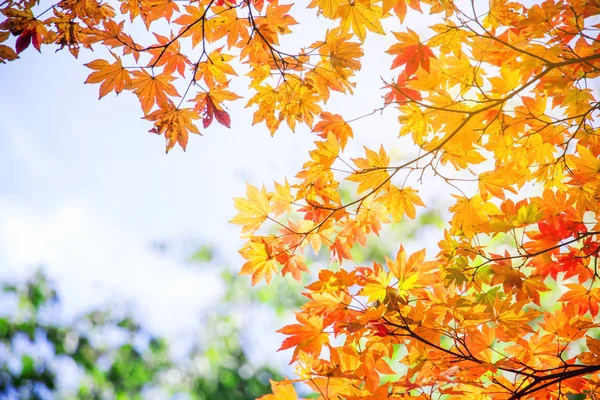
(3, 0), (600, 398)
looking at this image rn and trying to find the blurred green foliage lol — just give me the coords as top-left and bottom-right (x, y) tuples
(0, 269), (285, 399)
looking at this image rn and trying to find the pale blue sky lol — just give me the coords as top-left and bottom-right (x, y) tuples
(0, 6), (445, 373)
(0, 45), (314, 348)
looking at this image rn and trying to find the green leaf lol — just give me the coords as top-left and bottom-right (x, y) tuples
(189, 245), (215, 263)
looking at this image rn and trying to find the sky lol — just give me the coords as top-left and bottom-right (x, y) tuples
(0, 2), (446, 375)
(0, 43), (296, 327)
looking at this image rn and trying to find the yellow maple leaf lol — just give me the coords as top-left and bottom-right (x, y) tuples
(449, 194), (501, 238)
(246, 84), (281, 135)
(262, 0), (298, 38)
(513, 201), (544, 227)
(347, 145), (390, 194)
(428, 21), (468, 57)
(478, 167), (518, 201)
(337, 0), (384, 42)
(489, 66), (521, 95)
(361, 263), (391, 303)
(280, 78), (323, 131)
(569, 144), (600, 183)
(308, 0), (343, 18)
(230, 183), (271, 234)
(239, 238), (278, 285)
(382, 0), (421, 22)
(387, 246), (432, 296)
(271, 179), (293, 217)
(381, 186), (424, 221)
(560, 87), (595, 118)
(315, 28), (363, 73)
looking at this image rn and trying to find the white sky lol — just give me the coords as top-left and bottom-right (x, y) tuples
(0, 4), (448, 374)
(0, 45), (314, 333)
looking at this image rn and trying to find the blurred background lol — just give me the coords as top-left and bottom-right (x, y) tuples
(0, 9), (446, 398)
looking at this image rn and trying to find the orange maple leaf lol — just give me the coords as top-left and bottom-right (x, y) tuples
(382, 0), (421, 23)
(147, 33), (190, 77)
(384, 74), (423, 104)
(278, 313), (329, 363)
(313, 112), (353, 150)
(128, 70), (180, 114)
(84, 52), (131, 99)
(144, 100), (200, 153)
(194, 48), (238, 88)
(258, 380), (299, 400)
(387, 28), (436, 76)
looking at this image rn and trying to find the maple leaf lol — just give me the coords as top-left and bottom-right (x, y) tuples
(489, 65), (522, 95)
(200, 95), (231, 129)
(0, 44), (18, 63)
(337, 0), (384, 42)
(278, 313), (329, 363)
(579, 336), (600, 366)
(260, 0), (298, 38)
(314, 28), (363, 74)
(387, 246), (437, 296)
(307, 0), (341, 19)
(128, 70), (180, 114)
(15, 26), (42, 53)
(147, 33), (190, 77)
(205, 7), (249, 48)
(382, 0), (421, 23)
(9, 0), (600, 397)
(558, 284), (600, 317)
(387, 29), (436, 76)
(258, 380), (298, 400)
(428, 21), (468, 57)
(347, 145), (390, 194)
(84, 52), (131, 99)
(119, 0), (141, 22)
(360, 263), (391, 303)
(569, 145), (600, 183)
(194, 48), (238, 88)
(277, 252), (309, 282)
(384, 74), (423, 104)
(144, 100), (200, 153)
(230, 183), (270, 235)
(449, 194), (501, 238)
(380, 186), (424, 221)
(173, 4), (207, 46)
(478, 167), (519, 201)
(331, 236), (352, 264)
(560, 87), (596, 118)
(239, 237), (278, 285)
(271, 179), (292, 216)
(139, 0), (179, 27)
(3, 8), (47, 54)
(512, 201), (544, 227)
(312, 112), (353, 150)
(191, 83), (241, 129)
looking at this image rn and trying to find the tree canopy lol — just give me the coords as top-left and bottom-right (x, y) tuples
(2, 0), (600, 398)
